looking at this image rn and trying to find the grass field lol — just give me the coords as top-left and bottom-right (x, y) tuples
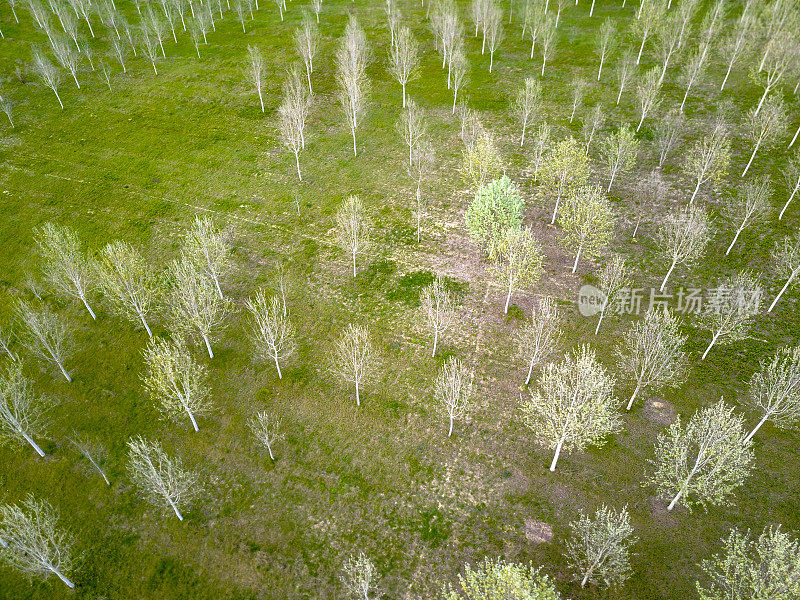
(1, 0), (800, 598)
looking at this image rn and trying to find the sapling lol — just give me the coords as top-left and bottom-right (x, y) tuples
(566, 505), (637, 588)
(600, 125), (638, 193)
(594, 254), (631, 335)
(655, 205), (711, 292)
(698, 271), (762, 360)
(245, 290), (296, 379)
(779, 153), (800, 220)
(489, 226), (544, 313)
(334, 196), (372, 278)
(515, 296), (560, 385)
(0, 363), (50, 457)
(419, 276), (457, 357)
(741, 95), (787, 178)
(721, 178), (771, 255)
(743, 345), (800, 443)
(331, 324), (376, 407)
(558, 185), (614, 273)
(248, 411), (284, 460)
(768, 233), (800, 312)
(435, 356), (472, 437)
(15, 300), (72, 382)
(389, 25), (419, 106)
(513, 76), (541, 146)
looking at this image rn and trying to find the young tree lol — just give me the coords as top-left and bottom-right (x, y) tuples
(443, 557), (561, 600)
(485, 3), (503, 72)
(295, 13), (318, 93)
(15, 301), (71, 382)
(461, 131), (503, 191)
(779, 153), (800, 220)
(34, 222), (96, 319)
(0, 364), (50, 458)
(539, 136), (589, 224)
(126, 435), (201, 521)
(331, 324), (376, 407)
(139, 27), (161, 74)
(389, 25), (419, 107)
(618, 309), (688, 411)
(312, 0), (321, 21)
(538, 16), (556, 76)
(769, 233), (800, 313)
(582, 104), (604, 154)
(530, 121), (551, 179)
(648, 400), (753, 511)
(698, 526), (800, 600)
(633, 0), (664, 64)
(435, 356), (472, 437)
(0, 496), (75, 588)
(245, 290), (296, 379)
(743, 345), (800, 443)
(558, 185), (614, 273)
(340, 552), (379, 600)
(464, 176), (523, 254)
(655, 205), (710, 292)
(335, 196), (372, 278)
(420, 276), (457, 357)
(683, 121), (731, 204)
(245, 45), (265, 112)
(593, 254), (631, 335)
(719, 10), (756, 91)
(513, 77), (541, 146)
(247, 411), (284, 460)
(278, 67), (311, 181)
(336, 15), (370, 156)
(525, 0), (546, 59)
(679, 41), (711, 112)
(751, 28), (795, 117)
(654, 110), (683, 167)
(490, 226), (544, 313)
(409, 137), (435, 243)
(615, 48), (634, 105)
(397, 98), (426, 167)
(0, 324), (15, 361)
(0, 92), (14, 128)
(568, 78), (586, 123)
(521, 345), (621, 472)
(635, 67), (661, 132)
(566, 505), (637, 588)
(167, 257), (230, 359)
(95, 240), (158, 337)
(184, 215), (232, 300)
(142, 336), (211, 432)
(450, 47), (468, 113)
(70, 432), (110, 485)
(741, 95), (787, 178)
(600, 125), (639, 193)
(698, 271), (762, 360)
(655, 11), (684, 86)
(516, 296), (561, 385)
(594, 18), (616, 81)
(50, 34), (81, 89)
(721, 178), (772, 255)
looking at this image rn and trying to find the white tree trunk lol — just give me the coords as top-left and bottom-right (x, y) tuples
(789, 123), (800, 149)
(57, 361), (72, 382)
(626, 381), (641, 411)
(779, 180), (800, 219)
(257, 87), (264, 112)
(726, 227), (743, 255)
(741, 139), (762, 178)
(448, 414), (454, 437)
(660, 259), (677, 292)
(81, 295), (96, 319)
(768, 270), (797, 312)
(597, 54), (604, 80)
(21, 431), (46, 457)
(743, 413), (769, 444)
(273, 354), (283, 379)
(690, 178), (702, 204)
(571, 245), (582, 273)
(168, 497), (184, 520)
(667, 488), (683, 511)
(701, 330), (719, 360)
(355, 379), (360, 406)
(50, 566), (75, 588)
(187, 407), (199, 432)
(504, 284), (513, 313)
(754, 85), (770, 116)
(594, 304), (606, 335)
(549, 436), (565, 471)
(140, 313), (153, 338)
(432, 328), (438, 357)
(202, 333), (214, 358)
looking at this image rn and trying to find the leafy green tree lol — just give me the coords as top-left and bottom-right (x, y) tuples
(461, 131), (503, 190)
(558, 185), (614, 273)
(743, 345), (800, 443)
(443, 557), (561, 600)
(464, 176), (524, 254)
(600, 125), (638, 193)
(489, 226), (544, 313)
(539, 136), (589, 224)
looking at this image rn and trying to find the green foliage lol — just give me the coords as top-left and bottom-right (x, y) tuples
(443, 557), (561, 600)
(557, 185), (614, 270)
(464, 176), (524, 254)
(460, 132), (504, 190)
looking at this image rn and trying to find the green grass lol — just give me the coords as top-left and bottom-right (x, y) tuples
(1, 0), (800, 599)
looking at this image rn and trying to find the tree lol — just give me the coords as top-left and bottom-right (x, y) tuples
(615, 48), (634, 104)
(521, 345), (621, 471)
(0, 496), (75, 588)
(435, 357), (472, 437)
(341, 552), (378, 600)
(525, 0), (546, 59)
(34, 222), (96, 319)
(0, 91), (14, 128)
(409, 137), (435, 243)
(516, 296), (561, 385)
(594, 254), (631, 335)
(558, 185), (614, 273)
(741, 95), (787, 178)
(655, 11), (684, 86)
(594, 18), (616, 81)
(648, 400), (753, 511)
(0, 364), (50, 457)
(618, 309), (688, 411)
(719, 10), (756, 91)
(16, 301), (72, 382)
(721, 178), (771, 256)
(530, 121), (551, 179)
(600, 125), (638, 194)
(278, 66), (311, 181)
(295, 13), (318, 93)
(70, 432), (110, 485)
(539, 16), (556, 76)
(490, 226), (544, 313)
(779, 152), (800, 220)
(50, 34), (80, 89)
(751, 28), (795, 117)
(654, 110), (683, 167)
(513, 77), (541, 146)
(0, 324), (15, 361)
(397, 98), (426, 167)
(582, 104), (604, 154)
(697, 526), (800, 600)
(336, 15), (370, 156)
(769, 233), (800, 312)
(184, 215), (233, 300)
(245, 45), (265, 112)
(139, 27), (160, 74)
(698, 271), (762, 360)
(443, 557), (561, 600)
(683, 120), (731, 204)
(635, 67), (661, 132)
(335, 196), (372, 278)
(126, 435), (201, 521)
(389, 25), (419, 107)
(566, 505), (637, 588)
(742, 345), (800, 443)
(460, 131), (503, 190)
(539, 136), (589, 224)
(485, 3), (503, 72)
(331, 324), (376, 407)
(679, 41), (710, 112)
(142, 336), (211, 432)
(312, 0), (321, 22)
(450, 47), (468, 113)
(420, 276), (458, 357)
(95, 240), (158, 337)
(245, 289), (296, 379)
(568, 78), (586, 123)
(655, 204), (710, 291)
(464, 176), (523, 254)
(167, 257), (230, 359)
(634, 0), (665, 64)
(248, 411), (284, 460)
